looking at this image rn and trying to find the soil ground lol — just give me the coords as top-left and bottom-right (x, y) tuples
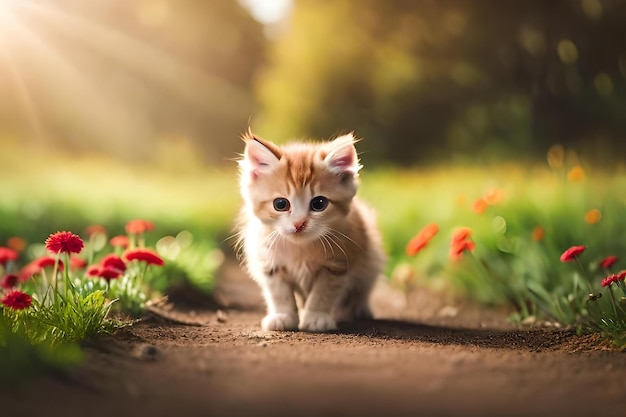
(3, 260), (626, 417)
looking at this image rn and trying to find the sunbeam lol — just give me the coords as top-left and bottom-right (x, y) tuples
(0, 0), (259, 161)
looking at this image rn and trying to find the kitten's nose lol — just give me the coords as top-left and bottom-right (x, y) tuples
(293, 220), (307, 233)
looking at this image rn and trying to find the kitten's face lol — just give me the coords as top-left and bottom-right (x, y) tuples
(240, 133), (361, 243)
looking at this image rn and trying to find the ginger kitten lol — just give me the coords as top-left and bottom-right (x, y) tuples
(237, 132), (385, 332)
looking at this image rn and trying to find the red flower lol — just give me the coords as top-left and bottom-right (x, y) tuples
(0, 246), (19, 266)
(124, 249), (164, 266)
(125, 219), (155, 235)
(70, 256), (87, 269)
(1, 274), (18, 289)
(109, 235), (129, 249)
(560, 245), (586, 262)
(86, 265), (101, 277)
(599, 256), (618, 269)
(601, 274), (621, 288)
(19, 257), (64, 282)
(2, 290), (32, 310)
(406, 223), (439, 256)
(87, 266), (122, 281)
(101, 254), (127, 272)
(98, 267), (123, 281)
(45, 231), (84, 254)
(35, 256), (64, 271)
(450, 239), (476, 260)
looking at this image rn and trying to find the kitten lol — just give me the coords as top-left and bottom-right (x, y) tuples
(237, 131), (385, 332)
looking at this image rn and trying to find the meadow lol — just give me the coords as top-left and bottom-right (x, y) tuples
(1, 143), (626, 378)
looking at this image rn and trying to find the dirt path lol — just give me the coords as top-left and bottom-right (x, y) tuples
(3, 261), (626, 417)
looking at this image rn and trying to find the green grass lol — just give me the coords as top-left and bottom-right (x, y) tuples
(1, 148), (625, 347)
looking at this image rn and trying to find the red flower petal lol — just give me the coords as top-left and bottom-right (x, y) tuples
(560, 245), (586, 262)
(101, 254), (127, 272)
(97, 267), (123, 281)
(70, 256), (87, 269)
(0, 274), (19, 289)
(45, 231), (84, 254)
(599, 256), (618, 269)
(35, 256), (64, 271)
(86, 265), (102, 277)
(601, 274), (618, 288)
(0, 246), (19, 266)
(2, 290), (32, 310)
(124, 249), (164, 266)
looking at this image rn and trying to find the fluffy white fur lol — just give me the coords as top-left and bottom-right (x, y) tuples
(237, 132), (385, 332)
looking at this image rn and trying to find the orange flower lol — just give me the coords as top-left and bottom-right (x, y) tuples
(567, 166), (585, 182)
(482, 188), (503, 205)
(450, 227), (475, 260)
(472, 198), (488, 214)
(531, 226), (545, 242)
(584, 209), (601, 224)
(450, 239), (476, 260)
(109, 235), (130, 249)
(85, 225), (107, 237)
(406, 223), (439, 256)
(451, 227), (472, 244)
(125, 219), (155, 235)
(7, 237), (26, 252)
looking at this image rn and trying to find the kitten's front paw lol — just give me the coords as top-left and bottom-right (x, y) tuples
(262, 313), (299, 331)
(299, 311), (337, 332)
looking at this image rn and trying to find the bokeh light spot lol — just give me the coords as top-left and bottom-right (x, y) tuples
(557, 39), (578, 64)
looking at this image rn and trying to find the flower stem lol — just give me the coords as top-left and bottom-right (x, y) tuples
(607, 286), (620, 318)
(574, 257), (594, 294)
(64, 252), (71, 300)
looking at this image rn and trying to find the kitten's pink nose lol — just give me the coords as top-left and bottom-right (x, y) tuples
(293, 220), (307, 233)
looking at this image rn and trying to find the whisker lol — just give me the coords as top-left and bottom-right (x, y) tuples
(329, 229), (364, 252)
(324, 231), (349, 266)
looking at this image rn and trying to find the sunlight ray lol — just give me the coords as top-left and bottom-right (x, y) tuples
(22, 1), (252, 118)
(0, 31), (46, 145)
(0, 7), (142, 150)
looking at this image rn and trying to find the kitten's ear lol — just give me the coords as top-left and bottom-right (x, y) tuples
(242, 132), (282, 178)
(324, 133), (362, 175)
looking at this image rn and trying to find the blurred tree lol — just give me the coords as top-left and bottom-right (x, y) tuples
(0, 0), (265, 163)
(254, 0), (626, 165)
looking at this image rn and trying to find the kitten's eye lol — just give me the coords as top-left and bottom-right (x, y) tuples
(310, 196), (329, 212)
(273, 198), (290, 212)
